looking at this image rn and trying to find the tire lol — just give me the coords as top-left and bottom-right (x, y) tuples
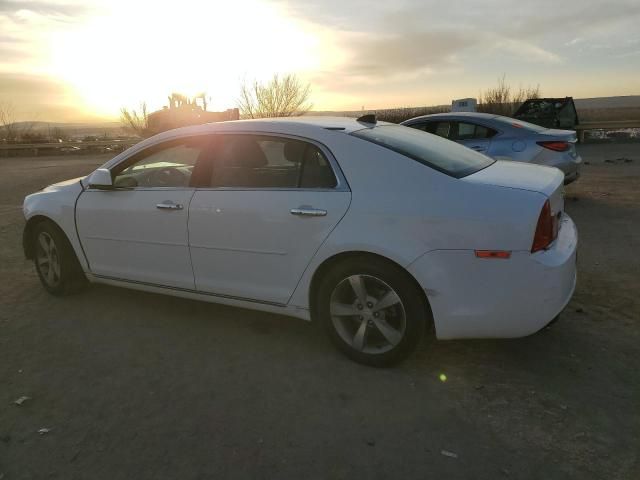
(33, 220), (88, 296)
(316, 256), (429, 367)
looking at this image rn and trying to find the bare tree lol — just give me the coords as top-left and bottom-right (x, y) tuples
(0, 101), (37, 142)
(369, 106), (449, 124)
(0, 101), (18, 142)
(120, 102), (150, 137)
(238, 74), (312, 119)
(478, 75), (540, 116)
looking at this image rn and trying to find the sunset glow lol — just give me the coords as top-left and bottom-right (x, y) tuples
(1, 0), (639, 121)
(48, 0), (324, 116)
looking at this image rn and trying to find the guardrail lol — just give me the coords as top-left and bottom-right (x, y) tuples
(575, 121), (640, 142)
(0, 140), (140, 157)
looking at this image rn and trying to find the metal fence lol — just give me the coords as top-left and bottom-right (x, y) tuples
(0, 140), (140, 157)
(575, 121), (640, 142)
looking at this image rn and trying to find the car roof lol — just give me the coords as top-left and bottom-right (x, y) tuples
(403, 112), (500, 123)
(165, 116), (389, 137)
(101, 116), (393, 169)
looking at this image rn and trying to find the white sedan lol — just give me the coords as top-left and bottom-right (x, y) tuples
(23, 116), (577, 366)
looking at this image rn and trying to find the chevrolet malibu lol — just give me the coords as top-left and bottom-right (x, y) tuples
(23, 116), (577, 366)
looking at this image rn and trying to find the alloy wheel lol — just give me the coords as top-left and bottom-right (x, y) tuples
(36, 231), (61, 288)
(329, 274), (407, 354)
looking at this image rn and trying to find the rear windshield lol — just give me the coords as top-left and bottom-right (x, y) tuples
(492, 115), (548, 133)
(351, 125), (494, 178)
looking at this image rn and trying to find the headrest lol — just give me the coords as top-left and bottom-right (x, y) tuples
(283, 140), (305, 165)
(226, 138), (268, 168)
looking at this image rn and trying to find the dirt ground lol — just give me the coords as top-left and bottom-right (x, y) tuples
(0, 145), (638, 479)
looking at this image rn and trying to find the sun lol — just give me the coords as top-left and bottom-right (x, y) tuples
(48, 0), (321, 118)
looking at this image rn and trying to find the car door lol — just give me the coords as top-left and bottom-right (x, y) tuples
(188, 133), (351, 305)
(76, 135), (213, 289)
(451, 121), (496, 154)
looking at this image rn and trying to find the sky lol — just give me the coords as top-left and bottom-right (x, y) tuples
(0, 0), (639, 122)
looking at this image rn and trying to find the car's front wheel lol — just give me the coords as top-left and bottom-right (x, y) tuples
(316, 256), (429, 367)
(33, 221), (87, 295)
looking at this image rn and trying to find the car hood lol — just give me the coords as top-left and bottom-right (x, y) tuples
(463, 160), (563, 197)
(42, 176), (85, 192)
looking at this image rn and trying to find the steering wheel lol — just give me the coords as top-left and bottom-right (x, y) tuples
(146, 167), (187, 187)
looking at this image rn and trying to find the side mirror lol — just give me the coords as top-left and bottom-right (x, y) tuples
(87, 168), (113, 189)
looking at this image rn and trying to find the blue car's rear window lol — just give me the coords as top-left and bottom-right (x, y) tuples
(351, 125), (494, 178)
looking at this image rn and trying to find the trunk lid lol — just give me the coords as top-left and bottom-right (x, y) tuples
(537, 128), (577, 141)
(463, 160), (564, 215)
(536, 129), (579, 159)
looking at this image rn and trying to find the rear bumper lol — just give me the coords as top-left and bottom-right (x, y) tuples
(408, 214), (578, 339)
(532, 149), (582, 182)
(564, 169), (580, 185)
(546, 153), (581, 182)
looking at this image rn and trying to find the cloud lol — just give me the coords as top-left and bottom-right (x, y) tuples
(0, 72), (92, 121)
(340, 30), (475, 77)
(494, 38), (562, 64)
(0, 0), (90, 17)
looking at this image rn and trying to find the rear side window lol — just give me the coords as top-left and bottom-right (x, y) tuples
(351, 125), (494, 178)
(407, 122), (451, 139)
(452, 122), (498, 140)
(210, 135), (337, 189)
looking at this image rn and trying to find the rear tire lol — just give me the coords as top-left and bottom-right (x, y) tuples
(316, 256), (429, 367)
(33, 220), (87, 296)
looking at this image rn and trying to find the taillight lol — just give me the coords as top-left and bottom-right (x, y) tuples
(531, 200), (559, 252)
(537, 141), (570, 152)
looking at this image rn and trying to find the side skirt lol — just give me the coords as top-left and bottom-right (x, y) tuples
(86, 273), (312, 321)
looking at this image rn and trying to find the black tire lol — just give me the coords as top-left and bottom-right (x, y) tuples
(32, 220), (88, 296)
(316, 256), (430, 367)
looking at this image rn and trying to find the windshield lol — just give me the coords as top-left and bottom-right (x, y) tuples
(493, 115), (549, 133)
(351, 125), (494, 178)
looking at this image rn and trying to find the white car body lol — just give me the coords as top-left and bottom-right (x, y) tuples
(23, 117), (577, 340)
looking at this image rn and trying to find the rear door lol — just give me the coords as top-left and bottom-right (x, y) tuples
(188, 134), (351, 305)
(451, 121), (497, 154)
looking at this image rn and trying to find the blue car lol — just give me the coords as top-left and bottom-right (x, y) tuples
(401, 112), (582, 184)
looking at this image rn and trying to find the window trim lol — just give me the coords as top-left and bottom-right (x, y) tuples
(86, 134), (215, 192)
(196, 131), (350, 192)
(89, 131), (350, 193)
(405, 118), (505, 139)
(449, 121), (498, 141)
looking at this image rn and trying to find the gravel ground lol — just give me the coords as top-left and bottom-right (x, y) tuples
(0, 144), (638, 479)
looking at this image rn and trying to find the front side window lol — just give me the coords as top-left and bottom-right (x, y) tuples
(210, 135), (337, 189)
(112, 136), (209, 188)
(351, 125), (494, 178)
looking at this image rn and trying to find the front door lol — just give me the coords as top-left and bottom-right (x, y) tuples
(188, 134), (351, 305)
(76, 136), (212, 289)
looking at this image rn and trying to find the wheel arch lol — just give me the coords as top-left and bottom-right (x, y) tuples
(23, 215), (70, 260)
(307, 250), (433, 326)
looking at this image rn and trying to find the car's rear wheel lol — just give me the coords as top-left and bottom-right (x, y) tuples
(33, 221), (87, 295)
(316, 256), (429, 367)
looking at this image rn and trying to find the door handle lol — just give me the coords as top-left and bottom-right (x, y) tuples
(156, 202), (183, 210)
(470, 145), (485, 151)
(290, 207), (327, 217)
